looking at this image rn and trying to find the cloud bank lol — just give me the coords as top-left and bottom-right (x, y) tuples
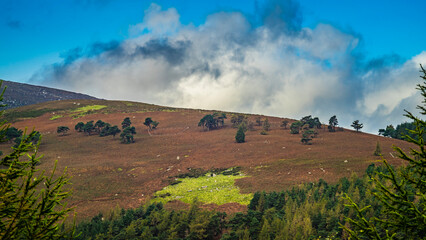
(31, 1), (426, 133)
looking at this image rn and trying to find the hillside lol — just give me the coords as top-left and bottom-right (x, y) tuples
(0, 79), (97, 109)
(0, 99), (414, 220)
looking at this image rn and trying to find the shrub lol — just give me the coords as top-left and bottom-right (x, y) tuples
(235, 126), (245, 143)
(373, 141), (382, 156)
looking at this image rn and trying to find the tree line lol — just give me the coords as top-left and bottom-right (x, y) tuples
(71, 164), (390, 239)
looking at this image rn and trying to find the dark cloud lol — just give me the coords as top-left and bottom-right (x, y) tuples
(60, 47), (83, 65)
(365, 54), (404, 70)
(134, 39), (190, 65)
(87, 40), (120, 57)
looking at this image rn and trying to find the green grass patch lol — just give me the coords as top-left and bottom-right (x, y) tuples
(70, 105), (107, 118)
(153, 172), (252, 205)
(71, 105), (107, 113)
(49, 115), (63, 120)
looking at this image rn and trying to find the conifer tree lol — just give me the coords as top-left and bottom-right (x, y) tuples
(0, 81), (73, 239)
(342, 65), (426, 239)
(374, 141), (382, 156)
(235, 125), (245, 143)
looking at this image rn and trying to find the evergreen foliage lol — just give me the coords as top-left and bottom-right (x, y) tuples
(230, 114), (247, 128)
(0, 81), (73, 239)
(235, 126), (245, 143)
(301, 115), (322, 129)
(94, 120), (106, 133)
(351, 120), (363, 132)
(57, 126), (70, 136)
(290, 121), (302, 134)
(262, 118), (270, 131)
(82, 120), (95, 135)
(328, 115), (338, 132)
(13, 131), (41, 148)
(374, 141), (382, 156)
(343, 65), (426, 239)
(198, 112), (227, 131)
(120, 126), (136, 144)
(73, 164), (397, 239)
(151, 121), (159, 129)
(121, 117), (132, 129)
(378, 122), (425, 140)
(301, 129), (315, 145)
(255, 116), (263, 126)
(74, 122), (84, 132)
(74, 201), (226, 240)
(143, 117), (153, 129)
(280, 120), (288, 129)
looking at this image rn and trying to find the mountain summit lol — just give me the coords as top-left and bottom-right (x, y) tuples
(0, 80), (97, 109)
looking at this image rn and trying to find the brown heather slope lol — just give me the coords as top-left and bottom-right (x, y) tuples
(0, 99), (414, 220)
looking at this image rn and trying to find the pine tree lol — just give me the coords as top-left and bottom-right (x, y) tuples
(235, 126), (245, 143)
(374, 141), (382, 156)
(122, 117), (132, 129)
(342, 65), (426, 239)
(262, 118), (271, 131)
(0, 81), (73, 239)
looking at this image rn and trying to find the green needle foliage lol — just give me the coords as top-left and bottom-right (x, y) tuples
(235, 126), (245, 143)
(0, 81), (74, 239)
(342, 65), (426, 239)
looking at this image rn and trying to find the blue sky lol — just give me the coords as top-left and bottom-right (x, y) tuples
(0, 0), (425, 132)
(1, 0), (424, 82)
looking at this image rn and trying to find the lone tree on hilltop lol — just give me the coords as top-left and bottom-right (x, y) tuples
(235, 125), (245, 143)
(351, 120), (363, 132)
(57, 126), (70, 136)
(328, 115), (338, 132)
(122, 117), (132, 129)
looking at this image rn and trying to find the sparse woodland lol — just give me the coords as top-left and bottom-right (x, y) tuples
(2, 66), (426, 239)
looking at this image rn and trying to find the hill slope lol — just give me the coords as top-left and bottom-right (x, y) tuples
(0, 79), (97, 109)
(0, 99), (413, 220)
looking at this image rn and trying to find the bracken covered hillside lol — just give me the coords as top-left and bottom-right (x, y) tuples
(0, 99), (414, 221)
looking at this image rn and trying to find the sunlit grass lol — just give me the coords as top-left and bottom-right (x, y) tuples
(71, 105), (107, 112)
(153, 173), (252, 205)
(70, 105), (107, 118)
(49, 115), (63, 120)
